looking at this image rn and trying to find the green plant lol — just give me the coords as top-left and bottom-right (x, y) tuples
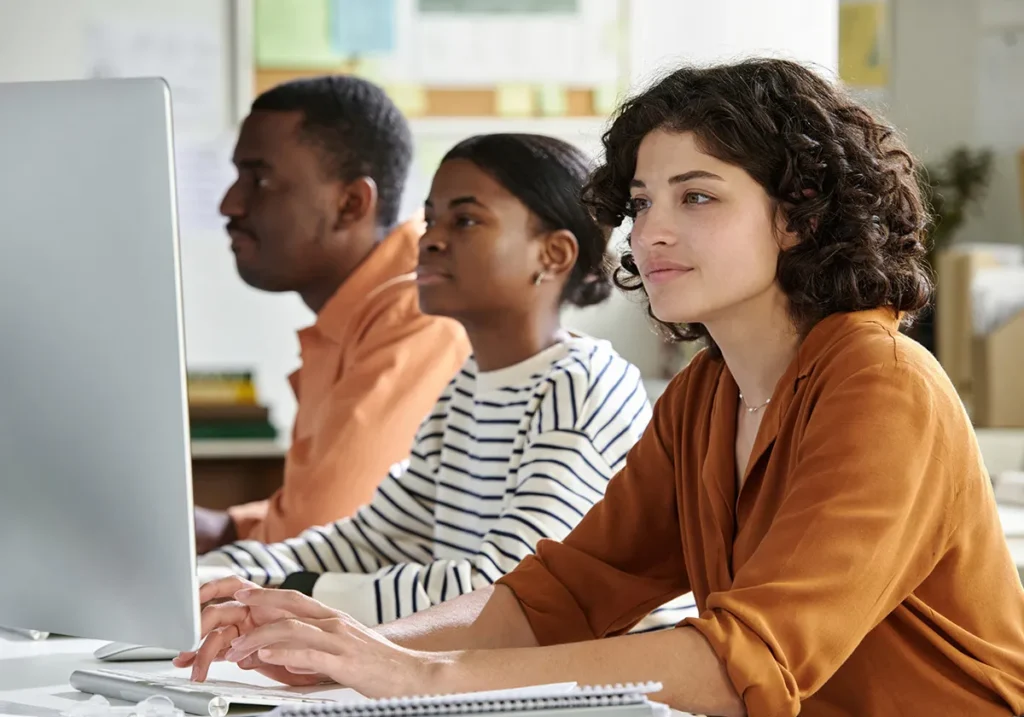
(919, 147), (995, 256)
(907, 147), (994, 353)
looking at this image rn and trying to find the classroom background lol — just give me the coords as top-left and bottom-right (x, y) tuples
(1, 0), (1022, 506)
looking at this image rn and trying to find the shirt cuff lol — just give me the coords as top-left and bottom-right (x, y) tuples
(227, 499), (269, 541)
(279, 571), (320, 596)
(310, 572), (380, 626)
(683, 609), (800, 717)
(496, 554), (596, 646)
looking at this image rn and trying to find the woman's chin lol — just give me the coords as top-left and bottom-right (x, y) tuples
(649, 304), (706, 326)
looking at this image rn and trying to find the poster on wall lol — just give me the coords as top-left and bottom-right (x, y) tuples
(417, 0), (577, 12)
(406, 0), (618, 85)
(253, 0), (620, 87)
(838, 2), (889, 88)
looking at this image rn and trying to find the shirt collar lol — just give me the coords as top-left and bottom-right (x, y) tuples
(704, 308), (903, 534)
(311, 217), (425, 344)
(792, 308), (901, 382)
(716, 305), (901, 467)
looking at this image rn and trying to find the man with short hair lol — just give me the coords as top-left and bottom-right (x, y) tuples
(194, 76), (468, 552)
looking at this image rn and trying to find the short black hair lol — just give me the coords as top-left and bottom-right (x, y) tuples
(252, 75), (413, 230)
(442, 134), (612, 308)
(584, 58), (932, 348)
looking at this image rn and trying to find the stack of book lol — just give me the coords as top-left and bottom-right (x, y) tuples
(187, 370), (277, 441)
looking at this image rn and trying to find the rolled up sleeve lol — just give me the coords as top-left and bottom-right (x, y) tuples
(683, 364), (955, 717)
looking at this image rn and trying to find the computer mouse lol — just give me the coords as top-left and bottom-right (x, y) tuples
(93, 642), (181, 662)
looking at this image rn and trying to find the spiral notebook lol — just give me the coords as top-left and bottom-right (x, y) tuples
(268, 683), (668, 717)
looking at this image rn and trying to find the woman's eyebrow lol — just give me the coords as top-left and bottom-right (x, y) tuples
(630, 170), (725, 188)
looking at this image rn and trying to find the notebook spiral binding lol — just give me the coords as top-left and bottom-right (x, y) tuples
(275, 683), (663, 717)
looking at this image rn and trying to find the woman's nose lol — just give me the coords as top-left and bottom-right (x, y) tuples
(419, 227), (446, 253)
(631, 206), (678, 250)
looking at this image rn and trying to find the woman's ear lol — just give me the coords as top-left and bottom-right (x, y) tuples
(334, 176), (378, 232)
(538, 229), (579, 278)
(773, 206), (802, 251)
(776, 188), (819, 249)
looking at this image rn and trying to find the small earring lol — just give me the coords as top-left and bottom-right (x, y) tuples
(533, 271), (546, 286)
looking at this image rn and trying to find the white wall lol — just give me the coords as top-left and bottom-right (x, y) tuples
(877, 0), (1024, 249)
(0, 0), (839, 434)
(629, 0), (838, 84)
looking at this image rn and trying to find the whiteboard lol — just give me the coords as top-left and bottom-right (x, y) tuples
(0, 0), (312, 434)
(0, 0), (250, 131)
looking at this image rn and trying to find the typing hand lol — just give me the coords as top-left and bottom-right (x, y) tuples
(173, 576), (328, 685)
(194, 507), (237, 555)
(218, 587), (434, 698)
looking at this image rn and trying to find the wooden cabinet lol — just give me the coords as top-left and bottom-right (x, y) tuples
(190, 440), (285, 510)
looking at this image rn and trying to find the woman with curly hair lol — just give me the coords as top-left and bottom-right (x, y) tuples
(184, 60), (1024, 716)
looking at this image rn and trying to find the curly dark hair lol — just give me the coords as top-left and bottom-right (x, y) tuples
(582, 58), (933, 348)
(253, 75), (412, 230)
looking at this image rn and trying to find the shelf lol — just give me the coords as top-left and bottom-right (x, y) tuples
(191, 439), (287, 460)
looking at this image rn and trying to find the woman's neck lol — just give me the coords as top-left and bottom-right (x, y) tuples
(465, 311), (566, 373)
(706, 291), (801, 408)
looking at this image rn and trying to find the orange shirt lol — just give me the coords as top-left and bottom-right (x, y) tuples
(229, 220), (469, 543)
(499, 310), (1024, 716)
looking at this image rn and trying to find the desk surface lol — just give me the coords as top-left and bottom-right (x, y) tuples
(0, 636), (694, 717)
(0, 634), (359, 715)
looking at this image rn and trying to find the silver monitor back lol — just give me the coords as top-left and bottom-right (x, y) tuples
(0, 78), (199, 650)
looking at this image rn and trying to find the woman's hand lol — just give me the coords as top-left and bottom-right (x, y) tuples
(173, 576), (335, 685)
(211, 587), (439, 698)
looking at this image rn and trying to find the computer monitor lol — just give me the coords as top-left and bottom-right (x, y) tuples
(0, 78), (199, 651)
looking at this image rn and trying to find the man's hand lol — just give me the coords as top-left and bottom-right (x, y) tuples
(174, 577), (332, 685)
(194, 506), (237, 555)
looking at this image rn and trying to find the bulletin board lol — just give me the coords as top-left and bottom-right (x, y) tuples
(251, 0), (629, 118)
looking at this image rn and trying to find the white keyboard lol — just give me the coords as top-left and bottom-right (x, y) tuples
(96, 670), (331, 703)
(70, 668), (340, 716)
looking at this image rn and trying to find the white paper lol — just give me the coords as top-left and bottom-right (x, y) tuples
(406, 0), (618, 84)
(975, 31), (1024, 150)
(0, 702), (64, 717)
(998, 502), (1024, 537)
(971, 265), (1024, 335)
(173, 137), (235, 235)
(447, 683), (578, 701)
(84, 21), (226, 135)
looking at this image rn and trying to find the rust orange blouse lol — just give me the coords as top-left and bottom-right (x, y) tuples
(499, 309), (1024, 716)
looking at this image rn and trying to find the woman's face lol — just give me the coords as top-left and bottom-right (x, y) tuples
(418, 158), (552, 321)
(628, 129), (786, 327)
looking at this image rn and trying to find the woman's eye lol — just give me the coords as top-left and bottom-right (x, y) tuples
(424, 215), (436, 229)
(254, 175), (270, 189)
(684, 191), (712, 205)
(626, 197), (650, 216)
(454, 215), (478, 228)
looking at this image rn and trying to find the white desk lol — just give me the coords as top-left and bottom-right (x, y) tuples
(0, 634), (357, 716)
(0, 636), (694, 717)
(998, 504), (1024, 581)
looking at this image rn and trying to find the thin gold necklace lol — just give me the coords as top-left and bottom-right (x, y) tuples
(738, 393), (771, 414)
